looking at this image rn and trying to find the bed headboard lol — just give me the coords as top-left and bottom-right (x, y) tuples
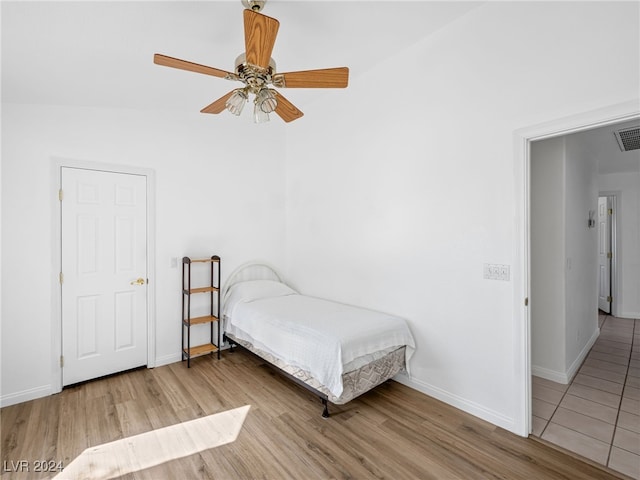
(222, 262), (284, 304)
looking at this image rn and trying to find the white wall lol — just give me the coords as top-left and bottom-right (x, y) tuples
(1, 103), (287, 405)
(530, 137), (566, 379)
(530, 132), (600, 383)
(564, 131), (600, 374)
(599, 171), (640, 318)
(284, 1), (639, 432)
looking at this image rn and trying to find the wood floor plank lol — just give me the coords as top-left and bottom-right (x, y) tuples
(84, 393), (122, 447)
(141, 403), (216, 480)
(1, 400), (32, 467)
(36, 395), (61, 466)
(151, 363), (195, 413)
(115, 400), (153, 438)
(98, 371), (132, 406)
(322, 411), (445, 479)
(0, 349), (626, 479)
(55, 387), (87, 470)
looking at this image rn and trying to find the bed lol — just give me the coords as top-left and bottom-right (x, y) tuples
(221, 263), (415, 417)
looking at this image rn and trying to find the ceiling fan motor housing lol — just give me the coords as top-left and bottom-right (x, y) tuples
(234, 53), (275, 93)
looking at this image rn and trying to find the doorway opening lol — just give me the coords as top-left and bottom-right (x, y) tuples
(513, 101), (639, 439)
(517, 104), (639, 475)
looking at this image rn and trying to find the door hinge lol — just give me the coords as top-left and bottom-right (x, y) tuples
(524, 297), (529, 307)
(607, 296), (612, 303)
(608, 208), (613, 215)
(607, 252), (613, 259)
(60, 356), (64, 367)
(59, 272), (64, 284)
(58, 189), (64, 201)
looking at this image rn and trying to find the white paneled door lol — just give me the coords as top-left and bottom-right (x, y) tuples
(597, 196), (612, 314)
(61, 167), (148, 386)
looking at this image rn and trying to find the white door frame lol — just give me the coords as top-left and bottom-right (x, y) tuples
(512, 101), (639, 436)
(51, 158), (157, 394)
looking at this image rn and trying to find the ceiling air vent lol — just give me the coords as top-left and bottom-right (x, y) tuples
(613, 126), (640, 152)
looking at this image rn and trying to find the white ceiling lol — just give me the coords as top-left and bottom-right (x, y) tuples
(1, 1), (481, 111)
(2, 1), (638, 174)
(570, 119), (640, 176)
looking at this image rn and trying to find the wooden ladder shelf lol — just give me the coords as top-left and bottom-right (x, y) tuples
(182, 256), (221, 367)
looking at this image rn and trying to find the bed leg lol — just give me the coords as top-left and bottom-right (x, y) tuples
(321, 398), (330, 418)
(224, 334), (236, 353)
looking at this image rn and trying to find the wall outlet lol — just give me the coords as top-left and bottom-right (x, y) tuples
(484, 263), (510, 281)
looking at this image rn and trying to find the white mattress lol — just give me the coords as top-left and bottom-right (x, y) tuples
(223, 280), (415, 398)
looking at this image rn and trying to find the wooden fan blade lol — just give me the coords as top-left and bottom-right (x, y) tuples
(154, 54), (233, 79)
(201, 91), (236, 114)
(273, 91), (303, 123)
(273, 67), (349, 88)
(243, 9), (279, 68)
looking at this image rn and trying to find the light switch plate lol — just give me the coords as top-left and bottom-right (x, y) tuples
(484, 263), (510, 281)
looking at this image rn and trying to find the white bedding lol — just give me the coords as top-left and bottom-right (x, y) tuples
(223, 280), (415, 398)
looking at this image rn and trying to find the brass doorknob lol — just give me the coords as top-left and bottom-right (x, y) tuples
(130, 278), (146, 286)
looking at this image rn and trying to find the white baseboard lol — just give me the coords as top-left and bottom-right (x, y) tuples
(532, 327), (600, 385)
(531, 365), (569, 385)
(0, 384), (52, 408)
(393, 373), (516, 433)
(154, 353), (183, 367)
(616, 311), (640, 320)
(531, 365), (569, 384)
(566, 328), (600, 382)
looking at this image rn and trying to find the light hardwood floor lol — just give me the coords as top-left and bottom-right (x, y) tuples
(1, 349), (629, 479)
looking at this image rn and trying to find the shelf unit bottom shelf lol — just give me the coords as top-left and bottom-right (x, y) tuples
(183, 343), (219, 358)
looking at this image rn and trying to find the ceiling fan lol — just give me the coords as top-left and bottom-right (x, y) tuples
(153, 0), (349, 123)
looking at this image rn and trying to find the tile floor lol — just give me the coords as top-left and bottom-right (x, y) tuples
(532, 312), (640, 479)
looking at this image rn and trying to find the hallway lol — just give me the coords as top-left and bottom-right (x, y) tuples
(532, 313), (639, 478)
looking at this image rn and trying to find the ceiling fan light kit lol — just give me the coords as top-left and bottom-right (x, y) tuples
(154, 0), (349, 123)
(226, 89), (248, 116)
(256, 88), (277, 113)
(254, 103), (270, 124)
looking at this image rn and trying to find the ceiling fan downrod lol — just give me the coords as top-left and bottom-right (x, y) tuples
(241, 0), (265, 12)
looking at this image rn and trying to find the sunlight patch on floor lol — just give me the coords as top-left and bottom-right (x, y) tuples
(54, 405), (250, 479)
